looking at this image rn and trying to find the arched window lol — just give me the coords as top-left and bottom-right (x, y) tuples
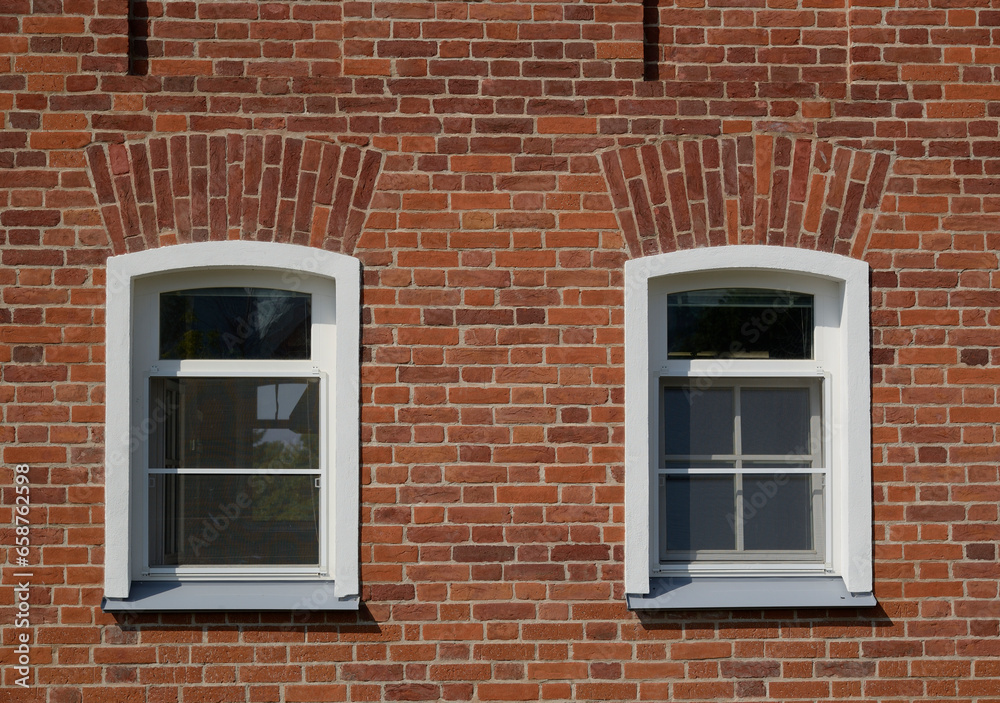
(103, 242), (360, 611)
(624, 246), (874, 609)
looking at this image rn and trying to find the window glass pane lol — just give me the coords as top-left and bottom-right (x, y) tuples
(668, 288), (813, 359)
(149, 377), (320, 470)
(149, 474), (319, 566)
(741, 387), (812, 456)
(160, 288), (311, 360)
(663, 387), (734, 456)
(741, 474), (818, 552)
(662, 475), (736, 552)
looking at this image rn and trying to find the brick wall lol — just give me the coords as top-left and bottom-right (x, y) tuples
(2, 0), (1000, 700)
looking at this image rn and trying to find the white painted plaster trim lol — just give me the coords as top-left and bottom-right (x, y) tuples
(623, 246), (872, 599)
(104, 242), (361, 602)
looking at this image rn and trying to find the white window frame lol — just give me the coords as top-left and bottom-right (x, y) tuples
(103, 241), (361, 611)
(624, 246), (874, 609)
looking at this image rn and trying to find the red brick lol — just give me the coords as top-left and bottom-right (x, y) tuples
(477, 683), (539, 701)
(672, 642), (732, 660)
(0, 3), (996, 699)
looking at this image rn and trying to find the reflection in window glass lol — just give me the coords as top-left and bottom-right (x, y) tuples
(149, 377), (319, 470)
(667, 288), (813, 359)
(160, 288), (311, 360)
(148, 474), (319, 566)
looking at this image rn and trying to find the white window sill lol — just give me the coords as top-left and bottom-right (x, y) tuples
(101, 581), (360, 612)
(627, 576), (876, 610)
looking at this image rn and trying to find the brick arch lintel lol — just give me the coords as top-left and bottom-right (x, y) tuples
(87, 134), (384, 257)
(600, 135), (893, 260)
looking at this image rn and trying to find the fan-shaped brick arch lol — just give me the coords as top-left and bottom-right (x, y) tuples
(601, 135), (892, 259)
(87, 134), (383, 256)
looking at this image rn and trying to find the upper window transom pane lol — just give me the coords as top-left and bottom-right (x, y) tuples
(160, 287), (311, 360)
(667, 288), (813, 359)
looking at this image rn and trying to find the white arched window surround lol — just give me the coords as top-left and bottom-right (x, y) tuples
(624, 246), (874, 610)
(103, 241), (360, 611)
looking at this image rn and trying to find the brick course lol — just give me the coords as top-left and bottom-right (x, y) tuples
(2, 0), (1000, 700)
